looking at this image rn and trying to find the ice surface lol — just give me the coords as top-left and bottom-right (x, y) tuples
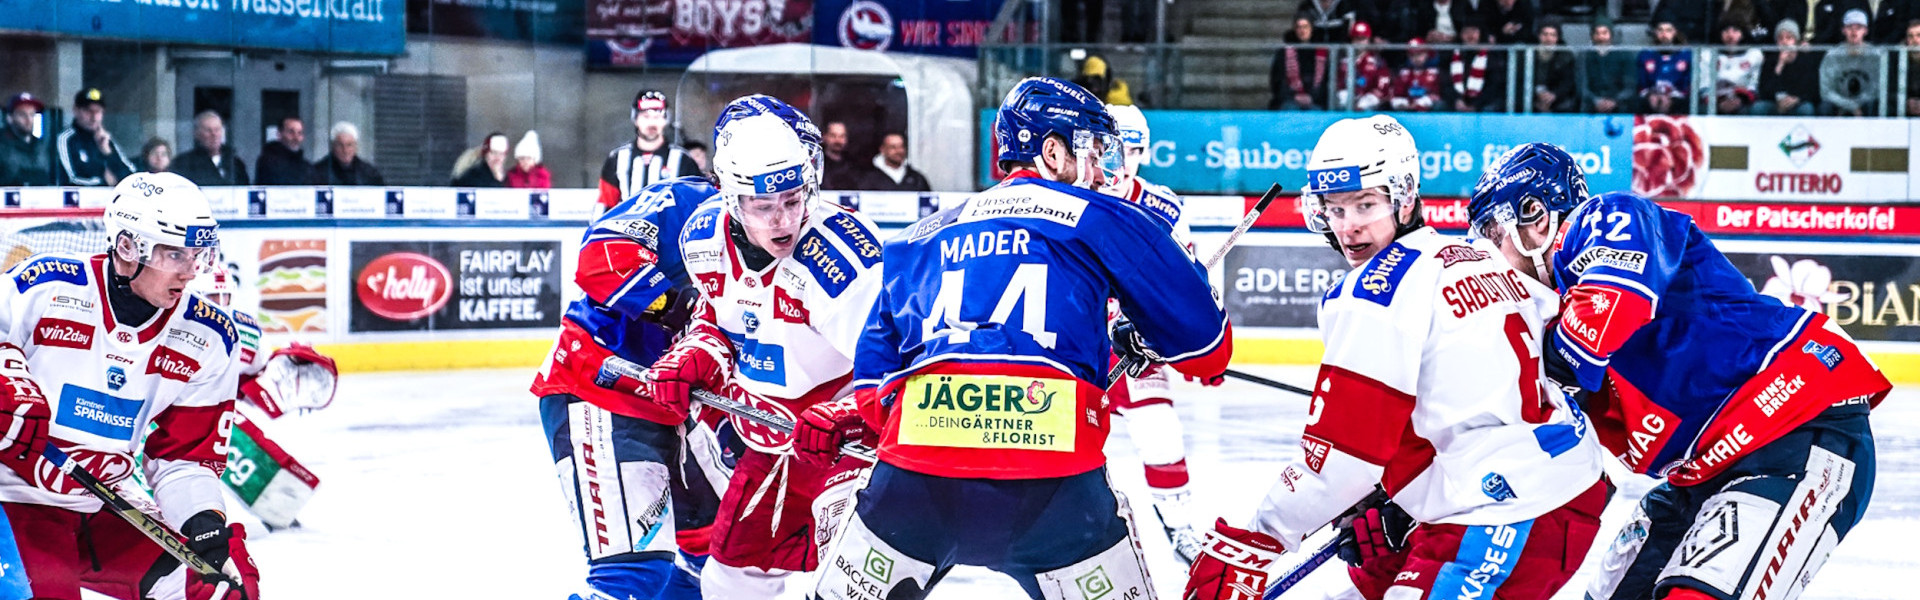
(162, 365), (1916, 600)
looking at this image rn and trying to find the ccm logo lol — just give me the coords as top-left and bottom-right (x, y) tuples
(146, 347), (201, 382)
(33, 318), (94, 350)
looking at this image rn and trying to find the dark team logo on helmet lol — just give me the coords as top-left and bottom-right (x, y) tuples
(838, 1), (894, 51)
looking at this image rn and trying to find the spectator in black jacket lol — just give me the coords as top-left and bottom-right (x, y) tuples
(1873, 0), (1920, 43)
(1582, 21), (1641, 112)
(1484, 0), (1537, 43)
(1534, 23), (1580, 112)
(1360, 0), (1419, 42)
(1299, 0), (1361, 41)
(1753, 19), (1823, 115)
(0, 92), (53, 187)
(854, 133), (932, 192)
(451, 132), (509, 188)
(55, 88), (135, 187)
(1271, 17), (1332, 109)
(1653, 0), (1714, 43)
(255, 116), (312, 185)
(139, 138), (172, 173)
(313, 122), (384, 186)
(1416, 0), (1476, 40)
(1902, 21), (1920, 115)
(172, 111), (249, 186)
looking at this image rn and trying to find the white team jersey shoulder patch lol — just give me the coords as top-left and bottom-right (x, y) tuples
(11, 254), (92, 293)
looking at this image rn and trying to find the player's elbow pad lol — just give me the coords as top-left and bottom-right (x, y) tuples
(1167, 322), (1234, 381)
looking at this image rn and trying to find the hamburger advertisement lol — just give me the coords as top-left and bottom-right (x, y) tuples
(256, 240), (329, 333)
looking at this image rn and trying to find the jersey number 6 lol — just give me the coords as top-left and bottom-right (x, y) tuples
(1502, 313), (1553, 424)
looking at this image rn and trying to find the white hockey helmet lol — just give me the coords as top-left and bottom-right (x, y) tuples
(106, 171), (220, 274)
(188, 261), (239, 306)
(1108, 104), (1150, 177)
(712, 112), (819, 234)
(1298, 115), (1421, 234)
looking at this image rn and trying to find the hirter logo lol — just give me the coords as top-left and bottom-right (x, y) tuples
(356, 252), (452, 321)
(773, 287), (809, 324)
(147, 346), (201, 382)
(33, 318), (93, 350)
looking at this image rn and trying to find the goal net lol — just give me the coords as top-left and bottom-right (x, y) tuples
(0, 208), (110, 271)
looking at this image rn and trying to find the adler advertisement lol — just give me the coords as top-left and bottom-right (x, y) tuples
(1221, 239), (1352, 329)
(348, 240), (563, 332)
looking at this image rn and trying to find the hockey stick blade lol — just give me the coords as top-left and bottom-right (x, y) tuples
(598, 355), (878, 463)
(1224, 369), (1314, 397)
(1262, 537), (1339, 600)
(42, 446), (250, 600)
(1111, 182), (1287, 388)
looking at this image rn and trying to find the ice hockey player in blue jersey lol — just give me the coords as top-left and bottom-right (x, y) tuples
(795, 76), (1232, 600)
(1467, 142), (1892, 600)
(531, 171), (738, 600)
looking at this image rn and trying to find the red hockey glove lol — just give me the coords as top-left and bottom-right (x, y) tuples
(0, 343), (51, 477)
(794, 396), (874, 467)
(185, 523), (261, 600)
(1184, 519), (1285, 600)
(641, 324), (730, 421)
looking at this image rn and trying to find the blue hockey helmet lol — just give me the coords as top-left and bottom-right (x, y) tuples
(992, 77), (1122, 187)
(1466, 142), (1590, 257)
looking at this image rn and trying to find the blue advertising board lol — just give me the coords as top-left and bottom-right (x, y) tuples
(813, 0), (1036, 57)
(0, 0), (405, 55)
(978, 110), (1635, 197)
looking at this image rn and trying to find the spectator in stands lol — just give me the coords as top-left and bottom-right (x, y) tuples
(54, 88), (134, 187)
(255, 116), (312, 185)
(1299, 0), (1361, 42)
(1442, 20), (1508, 112)
(822, 121), (857, 189)
(856, 132), (932, 192)
(1417, 0), (1473, 40)
(1653, 0), (1715, 42)
(684, 140), (711, 176)
(1873, 0), (1920, 43)
(1640, 20), (1693, 114)
(1820, 9), (1880, 116)
(1710, 20), (1765, 114)
(1390, 37), (1444, 111)
(1484, 0), (1537, 43)
(1076, 56), (1135, 106)
(0, 92), (53, 187)
(597, 89), (700, 210)
(139, 138), (172, 173)
(507, 131), (551, 189)
(451, 132), (508, 187)
(1362, 0), (1419, 43)
(1334, 22), (1395, 110)
(1270, 17), (1331, 109)
(1904, 21), (1920, 115)
(1583, 21), (1641, 113)
(1754, 19), (1824, 115)
(1806, 0), (1872, 44)
(172, 111), (248, 186)
(1740, 0), (1784, 42)
(313, 122), (384, 186)
(1531, 23), (1579, 112)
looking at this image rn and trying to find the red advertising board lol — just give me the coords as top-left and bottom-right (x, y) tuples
(1243, 195), (1916, 239)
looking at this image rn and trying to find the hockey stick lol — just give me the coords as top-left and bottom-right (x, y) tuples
(596, 355), (879, 463)
(1111, 182), (1286, 388)
(1262, 487), (1392, 600)
(1223, 368), (1314, 397)
(41, 446), (250, 600)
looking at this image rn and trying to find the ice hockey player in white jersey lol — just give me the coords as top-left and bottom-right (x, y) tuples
(0, 171), (257, 600)
(1182, 116), (1608, 600)
(1098, 104), (1209, 564)
(633, 101), (884, 598)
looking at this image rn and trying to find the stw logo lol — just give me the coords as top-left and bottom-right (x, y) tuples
(32, 318), (93, 350)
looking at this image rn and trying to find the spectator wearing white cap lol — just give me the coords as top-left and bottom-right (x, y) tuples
(1820, 9), (1880, 116)
(451, 132), (509, 187)
(0, 92), (53, 186)
(506, 131), (550, 189)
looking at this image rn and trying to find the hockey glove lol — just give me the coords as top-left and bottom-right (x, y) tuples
(1109, 315), (1159, 379)
(1336, 500), (1413, 567)
(241, 343), (340, 418)
(642, 287), (700, 333)
(794, 396), (875, 467)
(0, 343), (51, 476)
(1540, 320), (1590, 407)
(184, 523), (260, 600)
(1184, 519), (1285, 600)
(641, 324), (731, 421)
(182, 510), (234, 570)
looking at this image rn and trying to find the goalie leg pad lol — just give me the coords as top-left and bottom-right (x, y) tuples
(1033, 535), (1155, 600)
(812, 510), (942, 600)
(542, 394), (680, 600)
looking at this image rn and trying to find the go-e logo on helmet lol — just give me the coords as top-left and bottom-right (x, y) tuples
(754, 164), (804, 194)
(185, 225), (218, 248)
(1309, 166), (1362, 193)
(128, 178), (165, 197)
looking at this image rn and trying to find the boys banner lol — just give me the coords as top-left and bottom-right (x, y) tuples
(978, 111), (1636, 197)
